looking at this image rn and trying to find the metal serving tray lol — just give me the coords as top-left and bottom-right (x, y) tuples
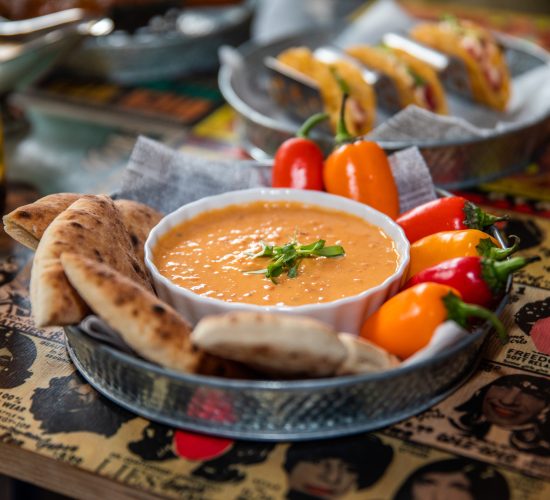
(218, 30), (550, 189)
(65, 224), (510, 441)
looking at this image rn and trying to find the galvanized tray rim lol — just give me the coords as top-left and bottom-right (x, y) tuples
(66, 333), (481, 441)
(65, 320), (486, 392)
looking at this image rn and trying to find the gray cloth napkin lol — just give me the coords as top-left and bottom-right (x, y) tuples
(80, 316), (135, 355)
(116, 136), (272, 214)
(117, 136), (436, 214)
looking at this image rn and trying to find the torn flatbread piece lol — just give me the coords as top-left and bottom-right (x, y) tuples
(335, 333), (400, 375)
(30, 195), (151, 327)
(191, 312), (347, 378)
(61, 253), (252, 378)
(61, 252), (196, 371)
(3, 193), (82, 250)
(113, 199), (163, 264)
(3, 194), (162, 266)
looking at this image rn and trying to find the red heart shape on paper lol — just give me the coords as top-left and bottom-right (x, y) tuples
(173, 430), (233, 461)
(532, 317), (550, 355)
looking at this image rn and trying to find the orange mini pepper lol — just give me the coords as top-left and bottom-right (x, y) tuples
(322, 76), (399, 219)
(324, 141), (400, 218)
(406, 229), (517, 279)
(360, 283), (507, 359)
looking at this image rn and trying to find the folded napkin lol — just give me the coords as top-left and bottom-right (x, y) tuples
(116, 136), (436, 214)
(402, 321), (470, 367)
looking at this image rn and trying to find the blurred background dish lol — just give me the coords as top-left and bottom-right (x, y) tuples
(0, 10), (113, 94)
(63, 0), (255, 84)
(0, 1), (255, 85)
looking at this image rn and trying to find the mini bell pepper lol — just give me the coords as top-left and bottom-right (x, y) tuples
(360, 283), (507, 359)
(407, 229), (518, 279)
(397, 196), (508, 244)
(406, 255), (540, 307)
(322, 76), (400, 218)
(272, 112), (329, 190)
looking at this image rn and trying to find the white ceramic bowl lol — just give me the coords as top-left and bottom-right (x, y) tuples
(144, 188), (410, 334)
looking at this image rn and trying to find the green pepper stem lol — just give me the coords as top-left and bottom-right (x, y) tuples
(296, 112), (330, 139)
(463, 201), (509, 229)
(493, 235), (519, 259)
(492, 255), (541, 282)
(482, 255), (540, 294)
(478, 212), (509, 227)
(485, 235), (520, 260)
(334, 96), (351, 145)
(443, 292), (508, 344)
(330, 67), (354, 145)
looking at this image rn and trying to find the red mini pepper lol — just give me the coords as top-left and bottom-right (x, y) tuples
(272, 112), (328, 190)
(407, 229), (519, 279)
(397, 196), (508, 243)
(405, 255), (540, 307)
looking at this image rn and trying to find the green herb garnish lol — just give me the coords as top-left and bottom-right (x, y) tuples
(243, 238), (345, 284)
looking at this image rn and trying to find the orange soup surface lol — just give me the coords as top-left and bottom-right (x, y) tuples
(153, 201), (399, 306)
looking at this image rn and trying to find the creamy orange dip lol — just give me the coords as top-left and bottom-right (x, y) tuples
(153, 201), (399, 306)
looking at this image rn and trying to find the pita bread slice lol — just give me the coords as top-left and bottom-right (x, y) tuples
(61, 252), (253, 378)
(3, 193), (82, 250)
(3, 194), (162, 263)
(191, 312), (347, 378)
(335, 333), (400, 376)
(61, 252), (198, 371)
(113, 199), (162, 264)
(30, 195), (151, 327)
(192, 350), (260, 379)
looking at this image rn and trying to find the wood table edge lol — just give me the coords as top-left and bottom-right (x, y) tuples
(0, 440), (164, 500)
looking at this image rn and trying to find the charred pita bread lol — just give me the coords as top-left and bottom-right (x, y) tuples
(30, 195), (151, 327)
(3, 193), (82, 250)
(192, 350), (259, 379)
(61, 252), (197, 371)
(191, 312), (347, 378)
(61, 253), (252, 377)
(113, 199), (162, 264)
(335, 333), (400, 375)
(3, 194), (162, 265)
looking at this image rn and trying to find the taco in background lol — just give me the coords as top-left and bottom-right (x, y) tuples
(346, 45), (448, 114)
(276, 47), (376, 136)
(410, 18), (511, 111)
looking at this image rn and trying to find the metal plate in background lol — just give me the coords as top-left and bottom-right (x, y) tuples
(61, 1), (256, 84)
(218, 30), (550, 189)
(0, 21), (105, 94)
